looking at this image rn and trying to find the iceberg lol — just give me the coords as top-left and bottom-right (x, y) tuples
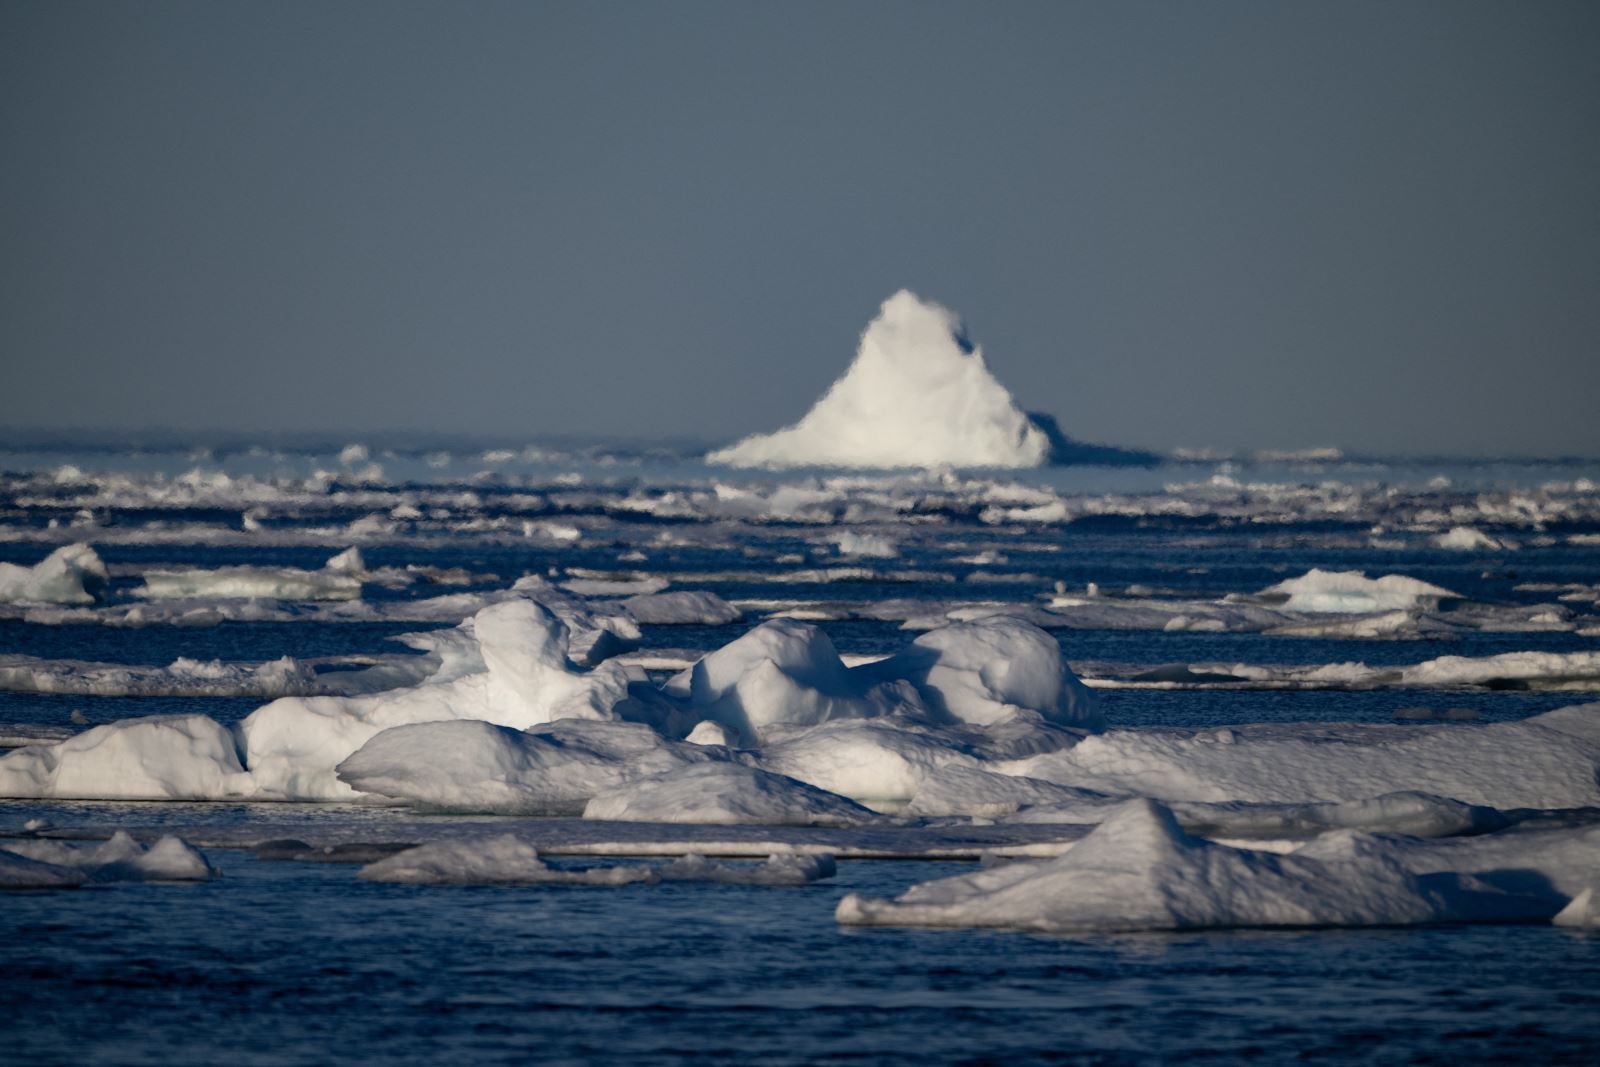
(708, 290), (1151, 470)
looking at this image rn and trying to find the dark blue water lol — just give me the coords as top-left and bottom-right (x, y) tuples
(3, 851), (1598, 1065)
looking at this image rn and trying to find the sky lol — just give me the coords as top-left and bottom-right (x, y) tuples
(2, 0), (1597, 458)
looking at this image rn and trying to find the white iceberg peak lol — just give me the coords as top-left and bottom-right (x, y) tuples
(708, 290), (1054, 470)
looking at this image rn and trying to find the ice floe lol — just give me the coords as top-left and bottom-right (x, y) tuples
(3, 830), (214, 882)
(1257, 569), (1458, 613)
(357, 833), (836, 886)
(582, 764), (876, 826)
(137, 549), (365, 601)
(836, 800), (1552, 932)
(0, 544), (107, 605)
(336, 719), (723, 814)
(0, 715), (256, 801)
(994, 704), (1600, 809)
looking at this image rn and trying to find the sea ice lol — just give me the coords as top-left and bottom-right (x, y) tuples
(836, 800), (1531, 932)
(357, 834), (835, 886)
(0, 848), (88, 888)
(658, 619), (919, 743)
(858, 616), (1102, 730)
(657, 852), (837, 885)
(137, 549), (365, 601)
(0, 714), (255, 801)
(994, 704), (1600, 809)
(4, 830), (215, 881)
(241, 599), (641, 799)
(1258, 569), (1458, 614)
(582, 764), (876, 826)
(0, 544), (107, 605)
(358, 835), (656, 885)
(707, 291), (1056, 470)
(336, 719), (722, 814)
(1554, 888), (1599, 927)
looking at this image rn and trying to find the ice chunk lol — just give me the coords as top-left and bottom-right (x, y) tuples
(337, 719), (721, 814)
(661, 619), (918, 743)
(684, 720), (740, 746)
(0, 714), (254, 800)
(138, 549), (365, 601)
(618, 590), (742, 626)
(833, 532), (899, 559)
(906, 765), (1114, 818)
(1554, 888), (1599, 928)
(1259, 569), (1458, 613)
(241, 599), (638, 799)
(998, 705), (1600, 810)
(583, 764), (875, 826)
(658, 852), (837, 885)
(358, 835), (657, 885)
(0, 848), (87, 888)
(859, 616), (1102, 730)
(0, 654), (321, 698)
(0, 544), (107, 605)
(707, 291), (1055, 470)
(756, 717), (978, 807)
(836, 800), (1519, 932)
(6, 831), (214, 881)
(1435, 526), (1509, 551)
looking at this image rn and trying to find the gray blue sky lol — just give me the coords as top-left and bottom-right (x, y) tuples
(3, 1), (1597, 456)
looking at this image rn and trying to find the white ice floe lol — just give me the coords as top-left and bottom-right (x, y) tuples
(0, 654), (323, 698)
(357, 833), (836, 886)
(1258, 569), (1458, 614)
(1398, 651), (1600, 689)
(242, 599), (641, 799)
(832, 531), (899, 559)
(708, 291), (1055, 470)
(4, 831), (214, 881)
(0, 847), (90, 888)
(0, 544), (107, 605)
(657, 852), (837, 885)
(582, 764), (875, 826)
(858, 616), (1102, 730)
(996, 704), (1600, 810)
(836, 800), (1539, 932)
(1435, 526), (1510, 551)
(1554, 888), (1600, 928)
(0, 715), (255, 801)
(359, 835), (655, 885)
(660, 619), (918, 743)
(137, 549), (365, 601)
(336, 719), (721, 814)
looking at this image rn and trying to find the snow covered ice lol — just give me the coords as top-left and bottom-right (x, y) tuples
(3, 440), (1600, 987)
(708, 291), (1059, 470)
(0, 544), (107, 605)
(835, 799), (1555, 933)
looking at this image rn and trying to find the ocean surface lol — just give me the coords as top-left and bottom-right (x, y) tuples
(3, 440), (1599, 1063)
